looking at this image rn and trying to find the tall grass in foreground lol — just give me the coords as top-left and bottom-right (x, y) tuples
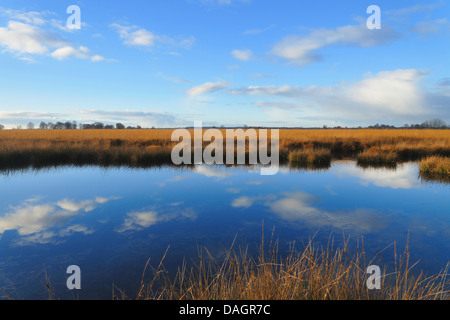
(419, 156), (450, 183)
(115, 235), (449, 300)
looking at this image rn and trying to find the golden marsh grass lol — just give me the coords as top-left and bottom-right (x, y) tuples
(419, 156), (450, 182)
(0, 129), (449, 172)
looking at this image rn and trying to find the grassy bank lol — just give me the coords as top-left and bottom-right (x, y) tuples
(115, 236), (449, 300)
(0, 129), (449, 171)
(356, 147), (398, 167)
(289, 148), (331, 168)
(419, 156), (450, 182)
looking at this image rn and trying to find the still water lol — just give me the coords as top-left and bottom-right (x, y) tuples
(0, 161), (449, 299)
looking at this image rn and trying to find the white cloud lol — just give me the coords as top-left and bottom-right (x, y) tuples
(231, 49), (254, 61)
(334, 162), (421, 189)
(268, 193), (383, 231)
(0, 12), (105, 62)
(117, 211), (161, 232)
(51, 45), (105, 62)
(116, 208), (197, 232)
(271, 23), (401, 66)
(0, 21), (65, 55)
(230, 69), (449, 123)
(111, 23), (157, 47)
(186, 81), (231, 96)
(111, 23), (196, 50)
(232, 191), (385, 232)
(59, 224), (94, 237)
(342, 69), (427, 116)
(194, 165), (232, 178)
(57, 196), (119, 212)
(0, 197), (118, 243)
(231, 196), (257, 208)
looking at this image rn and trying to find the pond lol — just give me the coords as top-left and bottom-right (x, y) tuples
(0, 161), (448, 299)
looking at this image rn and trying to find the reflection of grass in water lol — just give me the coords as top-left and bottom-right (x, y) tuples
(356, 161), (398, 170)
(116, 233), (449, 300)
(419, 156), (450, 183)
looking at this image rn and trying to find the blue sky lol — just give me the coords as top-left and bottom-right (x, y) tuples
(0, 0), (449, 128)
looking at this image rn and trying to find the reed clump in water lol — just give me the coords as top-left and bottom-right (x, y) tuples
(356, 147), (399, 167)
(289, 149), (331, 168)
(419, 156), (450, 182)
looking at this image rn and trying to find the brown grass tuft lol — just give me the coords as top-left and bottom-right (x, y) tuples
(419, 156), (450, 182)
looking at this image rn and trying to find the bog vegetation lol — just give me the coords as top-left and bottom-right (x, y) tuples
(113, 234), (449, 300)
(0, 129), (449, 180)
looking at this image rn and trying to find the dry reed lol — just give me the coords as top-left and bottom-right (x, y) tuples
(115, 233), (449, 300)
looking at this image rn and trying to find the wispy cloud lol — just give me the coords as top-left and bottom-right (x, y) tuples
(186, 81), (231, 96)
(385, 2), (443, 16)
(411, 18), (449, 35)
(115, 208), (196, 232)
(0, 109), (193, 128)
(111, 23), (196, 50)
(76, 109), (190, 127)
(111, 23), (157, 47)
(243, 24), (275, 35)
(231, 49), (254, 61)
(0, 7), (53, 25)
(253, 101), (303, 110)
(194, 165), (232, 178)
(271, 23), (401, 66)
(156, 72), (193, 84)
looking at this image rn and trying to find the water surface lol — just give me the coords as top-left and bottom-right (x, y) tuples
(0, 161), (448, 299)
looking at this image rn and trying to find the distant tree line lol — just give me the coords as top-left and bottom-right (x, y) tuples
(321, 119), (447, 129)
(0, 118), (447, 130)
(0, 121), (145, 130)
(369, 119), (447, 129)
